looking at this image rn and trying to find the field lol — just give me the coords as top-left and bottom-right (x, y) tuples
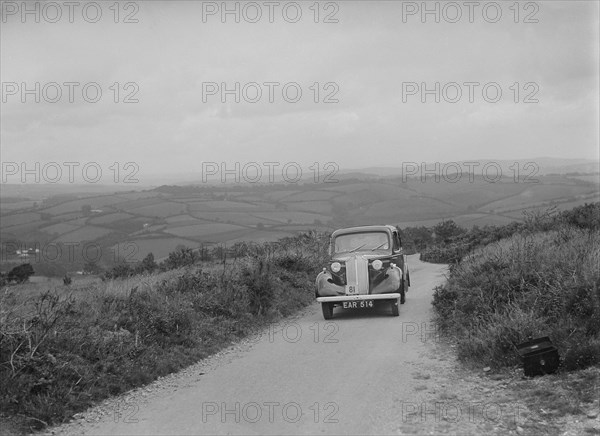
(111, 237), (203, 261)
(40, 222), (80, 236)
(54, 226), (114, 243)
(285, 200), (333, 214)
(1, 164), (599, 273)
(481, 184), (596, 212)
(0, 200), (37, 211)
(164, 223), (247, 238)
(127, 202), (188, 218)
(188, 212), (266, 225)
(1, 212), (41, 227)
(41, 195), (128, 215)
(89, 212), (134, 224)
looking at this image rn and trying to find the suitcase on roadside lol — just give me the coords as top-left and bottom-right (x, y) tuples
(516, 336), (560, 376)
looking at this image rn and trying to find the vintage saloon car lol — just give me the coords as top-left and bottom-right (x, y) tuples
(316, 225), (410, 319)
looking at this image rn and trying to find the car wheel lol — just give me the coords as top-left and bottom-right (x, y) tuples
(390, 298), (400, 316)
(400, 281), (406, 304)
(321, 302), (334, 320)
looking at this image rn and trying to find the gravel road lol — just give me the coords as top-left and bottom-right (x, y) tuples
(47, 256), (528, 436)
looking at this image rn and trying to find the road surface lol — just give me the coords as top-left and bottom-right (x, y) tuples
(51, 256), (467, 435)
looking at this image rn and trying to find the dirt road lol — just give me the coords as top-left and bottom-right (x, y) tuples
(48, 257), (524, 435)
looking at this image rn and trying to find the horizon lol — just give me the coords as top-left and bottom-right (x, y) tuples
(1, 155), (599, 188)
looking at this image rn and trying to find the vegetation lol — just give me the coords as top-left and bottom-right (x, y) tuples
(1, 176), (598, 431)
(0, 264), (35, 285)
(419, 203), (600, 264)
(2, 172), (598, 274)
(431, 203), (600, 371)
(0, 231), (329, 431)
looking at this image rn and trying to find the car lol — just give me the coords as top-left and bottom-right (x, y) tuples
(315, 225), (410, 319)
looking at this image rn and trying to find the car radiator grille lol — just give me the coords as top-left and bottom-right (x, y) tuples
(345, 256), (370, 295)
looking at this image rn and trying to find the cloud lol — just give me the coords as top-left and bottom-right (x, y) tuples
(1, 1), (598, 174)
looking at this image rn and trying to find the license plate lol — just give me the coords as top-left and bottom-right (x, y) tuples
(343, 300), (374, 309)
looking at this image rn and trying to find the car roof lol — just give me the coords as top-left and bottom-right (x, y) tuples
(331, 225), (396, 238)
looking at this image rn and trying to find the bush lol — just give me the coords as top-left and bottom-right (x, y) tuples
(160, 247), (199, 270)
(0, 230), (329, 430)
(432, 227), (600, 371)
(7, 263), (35, 283)
(558, 202), (600, 230)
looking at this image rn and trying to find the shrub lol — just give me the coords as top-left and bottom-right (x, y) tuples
(240, 256), (275, 316)
(0, 230), (329, 430)
(6, 263), (35, 283)
(558, 202), (600, 230)
(160, 247), (199, 270)
(433, 227), (600, 371)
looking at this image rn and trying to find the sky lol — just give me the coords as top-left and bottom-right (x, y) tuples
(1, 1), (599, 183)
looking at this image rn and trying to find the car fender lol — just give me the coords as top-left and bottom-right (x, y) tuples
(316, 270), (345, 297)
(371, 264), (402, 294)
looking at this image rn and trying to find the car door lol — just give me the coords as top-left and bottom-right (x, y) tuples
(391, 230), (405, 272)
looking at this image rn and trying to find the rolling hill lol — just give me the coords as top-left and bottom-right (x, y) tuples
(1, 159), (598, 269)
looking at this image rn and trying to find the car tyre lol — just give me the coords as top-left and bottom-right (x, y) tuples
(400, 281), (406, 304)
(391, 298), (400, 316)
(321, 302), (334, 320)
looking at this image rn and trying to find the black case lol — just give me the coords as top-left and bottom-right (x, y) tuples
(516, 336), (560, 376)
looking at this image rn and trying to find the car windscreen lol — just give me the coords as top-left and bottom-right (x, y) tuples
(333, 232), (390, 253)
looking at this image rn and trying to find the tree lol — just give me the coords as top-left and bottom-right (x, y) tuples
(83, 261), (102, 275)
(160, 247), (199, 270)
(433, 220), (465, 243)
(400, 226), (434, 250)
(7, 264), (35, 283)
(139, 253), (157, 273)
(103, 263), (133, 280)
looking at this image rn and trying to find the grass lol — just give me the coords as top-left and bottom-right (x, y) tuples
(493, 365), (600, 433)
(431, 205), (600, 372)
(425, 204), (600, 434)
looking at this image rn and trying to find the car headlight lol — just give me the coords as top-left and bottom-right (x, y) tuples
(372, 259), (383, 270)
(331, 262), (341, 273)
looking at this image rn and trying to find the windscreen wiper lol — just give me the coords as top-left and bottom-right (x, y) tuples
(349, 244), (366, 253)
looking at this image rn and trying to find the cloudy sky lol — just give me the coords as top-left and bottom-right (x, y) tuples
(1, 1), (598, 182)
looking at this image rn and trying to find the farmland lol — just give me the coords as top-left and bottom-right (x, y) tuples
(1, 164), (599, 270)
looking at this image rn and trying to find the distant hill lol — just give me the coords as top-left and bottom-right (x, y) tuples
(346, 157), (599, 178)
(163, 157), (599, 186)
(1, 161), (598, 268)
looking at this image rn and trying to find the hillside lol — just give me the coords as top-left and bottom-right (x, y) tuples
(1, 170), (598, 274)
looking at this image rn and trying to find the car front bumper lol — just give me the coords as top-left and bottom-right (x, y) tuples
(315, 263), (402, 298)
(316, 293), (400, 303)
